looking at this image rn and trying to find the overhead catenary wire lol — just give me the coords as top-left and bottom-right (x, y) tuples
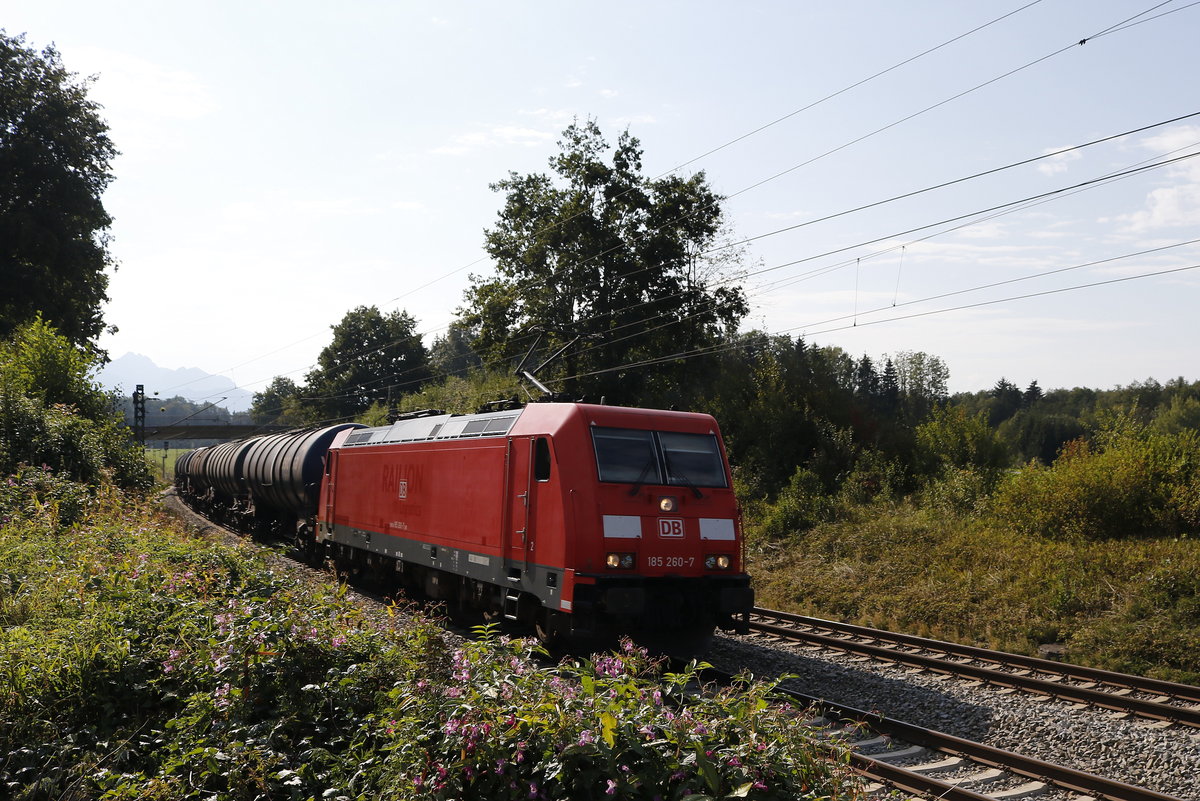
(150, 1), (1056, 401)
(256, 226), (1200, 420)
(484, 2), (1200, 306)
(155, 2), (1199, 409)
(181, 126), (1200, 413)
(556, 265), (1200, 385)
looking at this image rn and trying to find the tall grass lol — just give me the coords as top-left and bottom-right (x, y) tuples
(748, 500), (1200, 683)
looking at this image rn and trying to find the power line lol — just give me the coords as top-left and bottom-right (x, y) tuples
(558, 265), (1200, 383)
(159, 3), (1199, 408)
(179, 129), (1200, 412)
(156, 2), (1053, 400)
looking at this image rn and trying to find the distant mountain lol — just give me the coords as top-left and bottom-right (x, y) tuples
(96, 353), (254, 412)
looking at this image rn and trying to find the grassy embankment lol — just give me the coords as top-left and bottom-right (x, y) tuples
(748, 504), (1200, 683)
(0, 474), (860, 801)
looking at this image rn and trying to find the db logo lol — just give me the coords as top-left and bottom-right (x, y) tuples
(397, 480), (408, 500)
(657, 518), (685, 538)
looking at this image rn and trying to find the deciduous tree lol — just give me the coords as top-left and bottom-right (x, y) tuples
(0, 32), (117, 351)
(461, 119), (747, 404)
(304, 306), (430, 421)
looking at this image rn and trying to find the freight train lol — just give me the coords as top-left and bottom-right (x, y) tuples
(174, 401), (753, 655)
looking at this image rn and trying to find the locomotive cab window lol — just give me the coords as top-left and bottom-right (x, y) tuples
(659, 432), (728, 489)
(535, 437), (552, 482)
(592, 428), (662, 484)
(592, 427), (729, 488)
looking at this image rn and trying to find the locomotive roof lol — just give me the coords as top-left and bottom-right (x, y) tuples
(337, 402), (718, 449)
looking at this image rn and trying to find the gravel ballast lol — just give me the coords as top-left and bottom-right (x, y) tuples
(706, 633), (1200, 799)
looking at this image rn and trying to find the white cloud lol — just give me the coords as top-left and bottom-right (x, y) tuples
(1116, 182), (1200, 232)
(1110, 126), (1200, 232)
(1138, 124), (1200, 155)
(1036, 147), (1082, 176)
(955, 221), (1009, 240)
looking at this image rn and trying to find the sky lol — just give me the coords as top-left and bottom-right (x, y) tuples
(6, 0), (1199, 408)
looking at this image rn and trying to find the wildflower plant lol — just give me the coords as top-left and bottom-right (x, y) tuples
(347, 631), (860, 800)
(0, 480), (857, 800)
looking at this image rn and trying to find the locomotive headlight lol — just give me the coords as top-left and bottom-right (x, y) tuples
(606, 552), (635, 569)
(706, 554), (732, 570)
(659, 496), (677, 513)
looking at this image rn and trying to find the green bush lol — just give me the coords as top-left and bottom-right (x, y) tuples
(0, 463), (95, 528)
(914, 405), (1008, 479)
(753, 467), (835, 540)
(0, 318), (151, 492)
(918, 466), (994, 517)
(991, 412), (1200, 539)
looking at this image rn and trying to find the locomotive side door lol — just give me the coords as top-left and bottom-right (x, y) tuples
(320, 449), (338, 525)
(504, 436), (535, 581)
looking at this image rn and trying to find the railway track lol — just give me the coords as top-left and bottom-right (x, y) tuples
(746, 607), (1200, 728)
(788, 687), (1187, 801)
(701, 660), (1186, 801)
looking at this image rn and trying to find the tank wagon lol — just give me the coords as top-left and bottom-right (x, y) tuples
(176, 402), (752, 654)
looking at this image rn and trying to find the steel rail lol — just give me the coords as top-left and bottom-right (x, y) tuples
(754, 607), (1200, 704)
(749, 611), (1200, 727)
(844, 751), (995, 801)
(780, 687), (1188, 801)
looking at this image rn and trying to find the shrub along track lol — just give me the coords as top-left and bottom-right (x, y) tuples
(747, 608), (1200, 728)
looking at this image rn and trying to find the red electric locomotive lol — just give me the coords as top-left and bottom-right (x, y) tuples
(178, 401), (753, 654)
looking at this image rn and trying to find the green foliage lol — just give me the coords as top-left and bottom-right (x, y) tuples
(991, 412), (1200, 539)
(428, 320), (484, 378)
(0, 318), (152, 491)
(889, 350), (949, 422)
(341, 633), (857, 800)
(0, 462), (95, 527)
(835, 448), (904, 508)
(747, 505), (1200, 682)
(1153, 394), (1200, 435)
(918, 467), (995, 517)
(462, 119), (748, 404)
(754, 467), (835, 540)
(0, 32), (117, 350)
(396, 369), (523, 416)
(3, 314), (109, 418)
(913, 405), (1008, 480)
(303, 306), (431, 422)
(248, 376), (313, 426)
(996, 409), (1086, 464)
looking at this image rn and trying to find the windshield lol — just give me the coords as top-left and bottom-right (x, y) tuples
(592, 428), (661, 484)
(659, 431), (728, 488)
(591, 427), (728, 488)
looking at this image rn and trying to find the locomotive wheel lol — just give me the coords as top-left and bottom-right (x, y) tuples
(535, 609), (568, 655)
